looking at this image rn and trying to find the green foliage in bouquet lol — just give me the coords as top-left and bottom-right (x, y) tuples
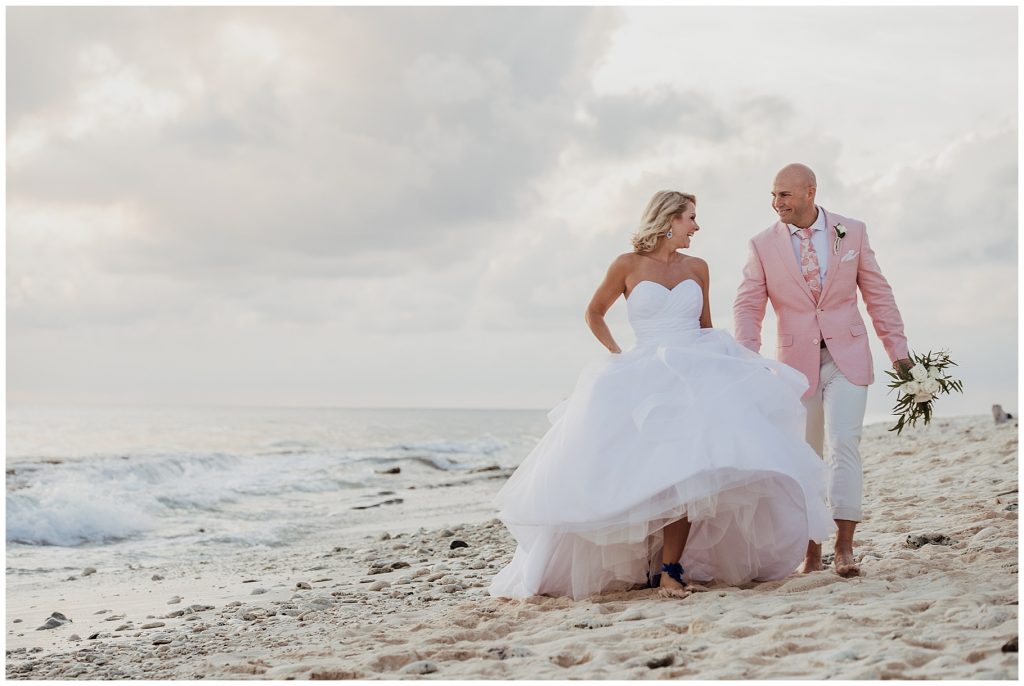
(885, 350), (964, 435)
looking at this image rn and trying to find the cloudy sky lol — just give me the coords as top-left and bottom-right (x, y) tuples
(7, 6), (1017, 421)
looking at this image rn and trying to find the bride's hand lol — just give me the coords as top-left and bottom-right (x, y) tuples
(609, 346), (622, 354)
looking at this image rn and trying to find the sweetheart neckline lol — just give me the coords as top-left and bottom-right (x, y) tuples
(626, 278), (701, 302)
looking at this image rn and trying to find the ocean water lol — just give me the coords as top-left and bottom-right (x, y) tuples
(6, 406), (548, 575)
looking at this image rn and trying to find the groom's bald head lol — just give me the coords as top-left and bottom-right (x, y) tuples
(771, 163), (818, 227)
(774, 163), (817, 189)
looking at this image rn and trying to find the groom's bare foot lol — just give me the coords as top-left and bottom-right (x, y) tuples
(833, 520), (860, 577)
(834, 546), (860, 577)
(798, 540), (823, 573)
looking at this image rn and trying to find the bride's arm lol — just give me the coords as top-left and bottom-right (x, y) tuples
(692, 257), (713, 328)
(585, 255), (631, 353)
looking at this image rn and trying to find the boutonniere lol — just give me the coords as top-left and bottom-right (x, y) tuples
(832, 223), (847, 254)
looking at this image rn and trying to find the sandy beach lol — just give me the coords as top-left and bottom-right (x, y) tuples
(6, 415), (1017, 680)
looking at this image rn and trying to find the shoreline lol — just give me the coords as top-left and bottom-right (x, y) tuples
(6, 416), (1018, 679)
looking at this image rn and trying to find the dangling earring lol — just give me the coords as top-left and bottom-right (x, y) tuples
(666, 230), (673, 239)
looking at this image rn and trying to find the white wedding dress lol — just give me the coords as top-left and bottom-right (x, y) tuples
(489, 279), (836, 600)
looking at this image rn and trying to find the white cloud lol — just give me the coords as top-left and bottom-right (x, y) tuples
(6, 6), (1016, 418)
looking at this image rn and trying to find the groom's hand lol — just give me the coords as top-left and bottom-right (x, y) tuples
(893, 358), (913, 374)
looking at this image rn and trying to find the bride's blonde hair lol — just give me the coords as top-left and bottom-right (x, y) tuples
(631, 190), (696, 253)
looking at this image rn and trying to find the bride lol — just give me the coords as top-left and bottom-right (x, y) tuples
(489, 190), (836, 600)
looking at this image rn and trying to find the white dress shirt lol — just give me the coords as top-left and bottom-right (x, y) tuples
(787, 206), (829, 283)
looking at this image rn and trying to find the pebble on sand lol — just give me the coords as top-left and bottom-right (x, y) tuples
(36, 612), (71, 631)
(400, 660), (439, 675)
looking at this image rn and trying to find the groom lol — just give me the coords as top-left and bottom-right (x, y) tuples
(733, 163), (910, 577)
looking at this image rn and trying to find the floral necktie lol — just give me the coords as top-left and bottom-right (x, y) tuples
(798, 227), (822, 302)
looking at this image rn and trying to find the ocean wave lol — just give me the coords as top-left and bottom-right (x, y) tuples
(6, 489), (154, 546)
(4, 451), (364, 546)
(393, 436), (508, 455)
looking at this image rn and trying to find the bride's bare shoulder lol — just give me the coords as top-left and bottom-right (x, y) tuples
(681, 253), (708, 271)
(608, 252), (641, 273)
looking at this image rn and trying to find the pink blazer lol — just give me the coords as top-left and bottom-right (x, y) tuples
(732, 208), (909, 398)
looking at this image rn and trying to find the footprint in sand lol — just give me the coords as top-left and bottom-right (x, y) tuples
(776, 574), (846, 594)
(722, 624), (761, 639)
(549, 649), (592, 668)
(366, 651), (422, 673)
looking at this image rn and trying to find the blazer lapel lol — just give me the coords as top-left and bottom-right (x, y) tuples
(817, 208), (843, 303)
(770, 222), (816, 304)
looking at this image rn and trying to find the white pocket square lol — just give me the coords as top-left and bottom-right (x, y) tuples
(840, 249), (858, 263)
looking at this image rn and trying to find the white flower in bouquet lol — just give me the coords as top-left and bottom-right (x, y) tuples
(909, 364), (928, 382)
(886, 350), (964, 435)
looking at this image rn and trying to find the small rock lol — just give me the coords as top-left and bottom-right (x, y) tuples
(151, 574), (164, 581)
(250, 588), (268, 595)
(368, 580), (390, 591)
(140, 622), (165, 629)
(439, 529), (455, 537)
(450, 540), (469, 550)
(620, 607), (645, 621)
(376, 466), (401, 474)
(1002, 636), (1018, 653)
(12, 619), (22, 624)
(88, 632), (100, 640)
(906, 533), (953, 549)
(401, 660), (438, 675)
(115, 624), (131, 631)
(151, 633), (173, 645)
(81, 567), (97, 577)
(295, 581), (312, 590)
(970, 527), (999, 546)
(36, 612), (71, 631)
(646, 655), (675, 669)
(378, 532), (391, 541)
(69, 634), (82, 641)
(167, 596), (182, 605)
(486, 645), (533, 660)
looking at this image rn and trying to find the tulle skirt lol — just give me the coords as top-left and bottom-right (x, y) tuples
(489, 327), (836, 600)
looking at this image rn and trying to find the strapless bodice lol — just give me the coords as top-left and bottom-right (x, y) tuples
(626, 279), (703, 344)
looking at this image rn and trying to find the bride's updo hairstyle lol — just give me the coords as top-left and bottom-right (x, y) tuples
(631, 190), (696, 254)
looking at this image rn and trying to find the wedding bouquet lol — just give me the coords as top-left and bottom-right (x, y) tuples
(885, 350), (964, 435)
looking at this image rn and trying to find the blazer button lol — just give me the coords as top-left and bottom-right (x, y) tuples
(812, 338), (819, 345)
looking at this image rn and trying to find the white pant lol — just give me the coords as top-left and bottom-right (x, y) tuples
(802, 347), (868, 522)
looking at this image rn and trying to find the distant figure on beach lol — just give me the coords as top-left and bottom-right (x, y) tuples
(489, 190), (836, 601)
(733, 163), (911, 577)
